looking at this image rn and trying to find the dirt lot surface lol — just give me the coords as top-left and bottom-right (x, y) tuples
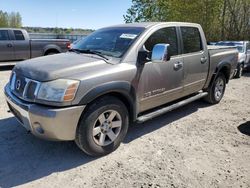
(0, 66), (250, 188)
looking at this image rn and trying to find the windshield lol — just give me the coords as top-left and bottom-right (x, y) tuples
(73, 27), (145, 58)
(215, 42), (244, 53)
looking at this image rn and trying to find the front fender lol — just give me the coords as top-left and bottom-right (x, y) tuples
(79, 81), (138, 121)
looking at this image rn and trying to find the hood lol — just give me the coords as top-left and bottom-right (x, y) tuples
(14, 52), (114, 81)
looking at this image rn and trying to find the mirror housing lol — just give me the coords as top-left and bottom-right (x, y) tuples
(151, 44), (170, 63)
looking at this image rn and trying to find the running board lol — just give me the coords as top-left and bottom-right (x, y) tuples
(137, 92), (208, 123)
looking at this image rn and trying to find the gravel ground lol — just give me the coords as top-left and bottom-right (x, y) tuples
(0, 66), (249, 188)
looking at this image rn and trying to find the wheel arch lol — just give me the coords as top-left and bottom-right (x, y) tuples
(217, 64), (231, 83)
(79, 81), (138, 122)
(214, 61), (231, 83)
(204, 61), (231, 92)
(43, 45), (61, 55)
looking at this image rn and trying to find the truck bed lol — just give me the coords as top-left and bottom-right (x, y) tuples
(205, 45), (238, 87)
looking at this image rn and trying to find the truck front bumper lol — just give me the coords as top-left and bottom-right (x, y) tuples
(4, 84), (85, 141)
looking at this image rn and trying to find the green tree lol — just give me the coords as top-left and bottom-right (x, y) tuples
(0, 10), (9, 27)
(124, 0), (250, 41)
(8, 12), (22, 28)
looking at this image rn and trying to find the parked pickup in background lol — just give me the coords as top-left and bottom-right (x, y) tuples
(5, 22), (238, 156)
(215, 41), (250, 78)
(0, 28), (70, 62)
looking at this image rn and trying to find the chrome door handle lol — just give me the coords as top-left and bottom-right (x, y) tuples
(174, 62), (183, 70)
(201, 57), (207, 64)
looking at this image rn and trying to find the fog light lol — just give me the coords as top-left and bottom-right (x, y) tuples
(33, 122), (44, 134)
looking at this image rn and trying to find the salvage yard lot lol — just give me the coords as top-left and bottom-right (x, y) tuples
(0, 66), (250, 188)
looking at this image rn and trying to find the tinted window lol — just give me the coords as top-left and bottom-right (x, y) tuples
(181, 27), (203, 53)
(14, 30), (25, 40)
(0, 30), (9, 40)
(144, 27), (178, 56)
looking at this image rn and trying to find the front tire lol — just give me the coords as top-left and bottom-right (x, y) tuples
(75, 96), (129, 156)
(204, 73), (226, 104)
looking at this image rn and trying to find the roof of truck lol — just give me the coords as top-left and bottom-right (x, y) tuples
(104, 22), (201, 29)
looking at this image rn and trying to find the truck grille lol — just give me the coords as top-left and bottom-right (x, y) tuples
(10, 72), (40, 101)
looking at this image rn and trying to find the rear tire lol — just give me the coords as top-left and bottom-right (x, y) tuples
(75, 96), (129, 156)
(235, 63), (243, 78)
(204, 73), (226, 104)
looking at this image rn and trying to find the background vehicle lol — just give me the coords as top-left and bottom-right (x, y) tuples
(215, 41), (250, 78)
(5, 22), (238, 156)
(0, 28), (71, 62)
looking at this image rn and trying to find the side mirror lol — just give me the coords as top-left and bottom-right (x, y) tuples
(151, 44), (170, 63)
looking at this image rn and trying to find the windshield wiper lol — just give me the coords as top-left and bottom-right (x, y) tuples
(68, 48), (82, 54)
(81, 49), (109, 61)
(71, 49), (109, 61)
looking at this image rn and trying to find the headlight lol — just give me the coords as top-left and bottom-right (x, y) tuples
(37, 79), (79, 102)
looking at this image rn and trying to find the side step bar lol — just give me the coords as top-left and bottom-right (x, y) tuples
(137, 92), (208, 123)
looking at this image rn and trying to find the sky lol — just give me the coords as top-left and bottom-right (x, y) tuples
(0, 0), (132, 29)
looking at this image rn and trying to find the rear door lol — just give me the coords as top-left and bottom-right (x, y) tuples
(12, 30), (30, 60)
(0, 30), (15, 61)
(180, 26), (209, 95)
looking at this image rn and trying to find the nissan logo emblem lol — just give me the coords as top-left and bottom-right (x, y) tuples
(16, 80), (21, 90)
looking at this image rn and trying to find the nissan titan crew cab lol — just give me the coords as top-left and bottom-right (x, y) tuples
(5, 22), (238, 156)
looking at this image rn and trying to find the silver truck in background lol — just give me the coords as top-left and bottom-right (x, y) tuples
(215, 41), (250, 78)
(5, 22), (238, 156)
(0, 28), (70, 62)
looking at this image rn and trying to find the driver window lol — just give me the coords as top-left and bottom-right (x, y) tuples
(144, 27), (178, 56)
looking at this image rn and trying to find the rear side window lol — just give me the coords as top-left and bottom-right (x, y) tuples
(181, 27), (203, 54)
(144, 27), (178, 56)
(14, 30), (25, 40)
(0, 30), (9, 40)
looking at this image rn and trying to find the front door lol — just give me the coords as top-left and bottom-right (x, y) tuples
(137, 27), (184, 112)
(0, 30), (15, 61)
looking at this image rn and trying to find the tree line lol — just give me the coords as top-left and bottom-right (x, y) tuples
(0, 10), (93, 35)
(24, 27), (94, 35)
(124, 0), (250, 42)
(0, 11), (22, 28)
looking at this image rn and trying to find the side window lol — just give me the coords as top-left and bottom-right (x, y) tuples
(181, 27), (203, 54)
(144, 27), (178, 56)
(0, 30), (9, 40)
(14, 30), (25, 40)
